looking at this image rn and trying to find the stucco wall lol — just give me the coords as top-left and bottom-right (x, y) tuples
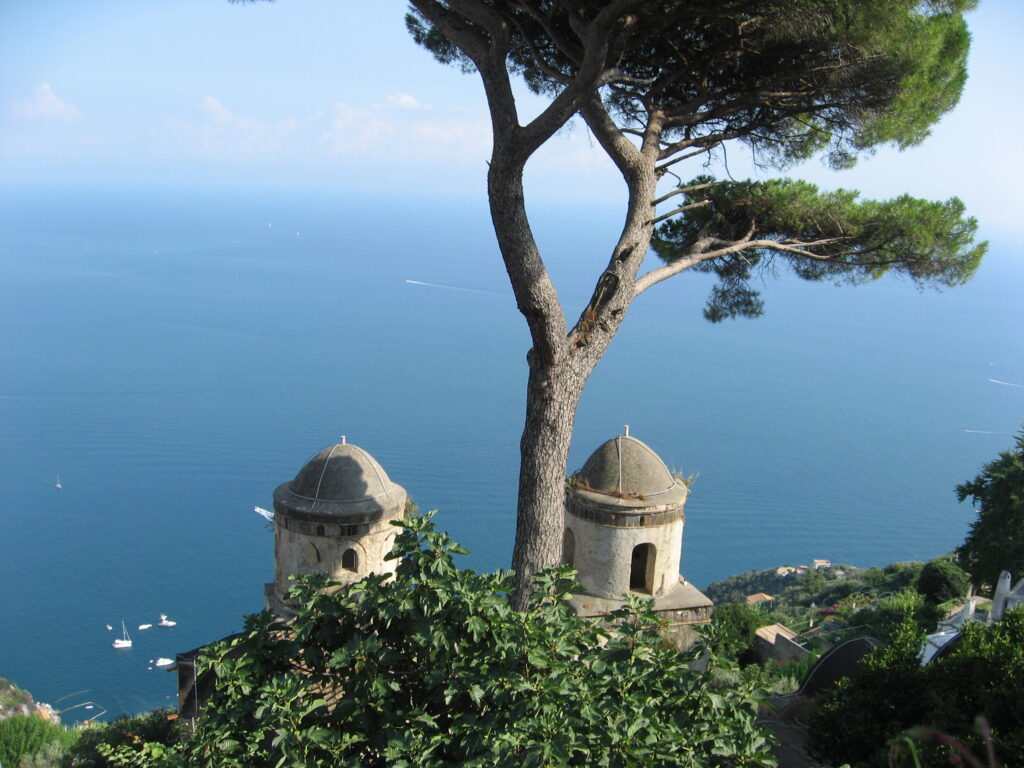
(273, 518), (399, 607)
(568, 516), (683, 599)
(756, 633), (811, 664)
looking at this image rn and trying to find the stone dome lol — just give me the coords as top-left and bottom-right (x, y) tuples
(273, 440), (405, 521)
(571, 432), (687, 509)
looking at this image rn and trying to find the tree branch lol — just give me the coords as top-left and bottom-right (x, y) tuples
(650, 200), (712, 226)
(652, 182), (718, 207)
(515, 0), (647, 157)
(655, 145), (715, 176)
(578, 93), (643, 179)
(635, 235), (859, 295)
(408, 0), (493, 62)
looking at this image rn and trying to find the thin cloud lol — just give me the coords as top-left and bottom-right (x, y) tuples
(9, 83), (80, 120)
(322, 102), (395, 154)
(203, 95), (235, 124)
(168, 96), (300, 160)
(322, 99), (489, 158)
(169, 92), (493, 167)
(384, 92), (430, 110)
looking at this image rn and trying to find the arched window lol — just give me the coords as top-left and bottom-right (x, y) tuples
(630, 543), (655, 594)
(562, 528), (575, 568)
(342, 548), (358, 572)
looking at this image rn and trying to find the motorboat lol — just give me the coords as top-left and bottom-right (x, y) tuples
(157, 614), (177, 628)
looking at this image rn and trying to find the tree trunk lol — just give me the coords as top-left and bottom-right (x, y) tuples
(510, 356), (588, 608)
(496, 147), (658, 608)
(477, 62), (659, 607)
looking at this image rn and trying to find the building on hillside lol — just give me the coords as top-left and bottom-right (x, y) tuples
(264, 437), (407, 616)
(746, 592), (775, 607)
(184, 432), (716, 719)
(754, 623), (810, 664)
(259, 431), (711, 647)
(922, 570), (1024, 664)
(562, 428), (712, 649)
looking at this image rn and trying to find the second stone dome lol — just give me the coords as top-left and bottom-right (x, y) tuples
(572, 432), (687, 509)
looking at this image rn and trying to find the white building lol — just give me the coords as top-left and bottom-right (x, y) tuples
(265, 438), (407, 616)
(563, 429), (712, 648)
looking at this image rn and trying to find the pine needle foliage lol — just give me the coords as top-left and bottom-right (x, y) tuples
(652, 177), (984, 322)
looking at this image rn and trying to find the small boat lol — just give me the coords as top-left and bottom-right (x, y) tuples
(157, 614), (177, 628)
(55, 474), (62, 489)
(138, 623), (152, 630)
(112, 620), (132, 649)
(154, 658), (174, 667)
(105, 624), (113, 631)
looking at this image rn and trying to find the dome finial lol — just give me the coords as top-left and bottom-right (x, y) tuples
(623, 424), (630, 437)
(340, 435), (346, 444)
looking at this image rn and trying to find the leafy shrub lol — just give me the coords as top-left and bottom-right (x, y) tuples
(808, 606), (1024, 767)
(917, 557), (971, 606)
(66, 710), (179, 768)
(0, 714), (76, 768)
(183, 513), (774, 767)
(708, 602), (765, 664)
(846, 588), (940, 641)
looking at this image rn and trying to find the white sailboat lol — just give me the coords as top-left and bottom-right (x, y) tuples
(112, 620), (132, 648)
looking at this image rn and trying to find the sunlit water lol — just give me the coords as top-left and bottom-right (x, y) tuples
(1, 185), (1020, 721)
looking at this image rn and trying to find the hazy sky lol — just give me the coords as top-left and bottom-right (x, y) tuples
(2, 1), (1021, 238)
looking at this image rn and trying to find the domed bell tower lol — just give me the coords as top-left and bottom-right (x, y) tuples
(265, 437), (406, 616)
(564, 428), (712, 648)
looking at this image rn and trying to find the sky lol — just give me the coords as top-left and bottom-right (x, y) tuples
(1, 0), (1022, 239)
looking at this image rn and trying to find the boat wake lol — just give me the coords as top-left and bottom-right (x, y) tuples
(988, 378), (1024, 389)
(964, 429), (1000, 434)
(404, 279), (507, 298)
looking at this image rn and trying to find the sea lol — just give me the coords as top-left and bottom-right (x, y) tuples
(1, 184), (1021, 722)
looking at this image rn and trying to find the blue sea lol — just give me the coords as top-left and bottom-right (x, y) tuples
(1, 184), (1021, 722)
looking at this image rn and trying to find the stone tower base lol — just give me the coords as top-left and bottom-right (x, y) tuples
(567, 577), (713, 651)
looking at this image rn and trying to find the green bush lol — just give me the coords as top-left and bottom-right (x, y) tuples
(66, 710), (179, 768)
(0, 714), (76, 768)
(808, 606), (1024, 767)
(183, 513), (774, 767)
(917, 557), (971, 606)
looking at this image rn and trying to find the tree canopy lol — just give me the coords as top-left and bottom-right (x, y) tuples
(404, 0), (986, 604)
(651, 178), (982, 321)
(235, 0), (987, 604)
(407, 0), (976, 167)
(956, 432), (1024, 590)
